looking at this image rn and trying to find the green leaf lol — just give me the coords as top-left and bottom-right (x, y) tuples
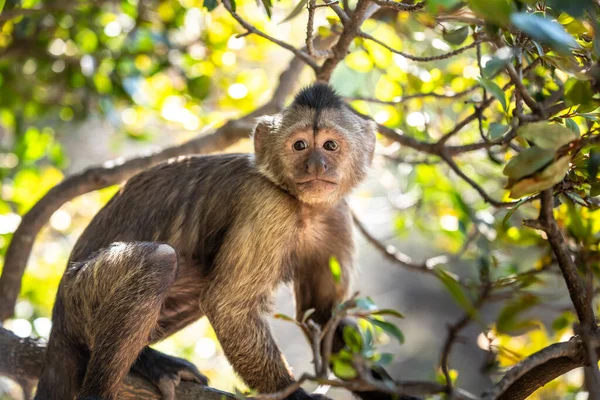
(0, 0), (6, 14)
(479, 78), (507, 112)
(302, 308), (315, 323)
(503, 147), (556, 180)
(333, 360), (357, 379)
(483, 48), (513, 79)
(343, 325), (363, 353)
(588, 148), (600, 181)
(510, 13), (581, 54)
(279, 0), (307, 24)
(443, 27), (469, 45)
(518, 121), (579, 150)
(329, 256), (342, 283)
(427, 0), (462, 13)
(489, 123), (510, 140)
(469, 0), (511, 25)
(375, 353), (394, 366)
(434, 268), (476, 318)
(496, 294), (540, 335)
(274, 313), (295, 322)
(509, 155), (572, 198)
(552, 312), (574, 332)
(565, 118), (580, 136)
(367, 318), (405, 344)
(203, 0), (218, 11)
(502, 197), (528, 227)
(576, 101), (599, 114)
(261, 0), (273, 18)
(591, 182), (600, 197)
(356, 297), (377, 311)
(548, 0), (594, 18)
(188, 76), (212, 100)
(370, 309), (405, 319)
(565, 79), (593, 107)
(566, 198), (587, 240)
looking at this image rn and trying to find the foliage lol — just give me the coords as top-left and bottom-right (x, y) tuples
(1, 0), (600, 399)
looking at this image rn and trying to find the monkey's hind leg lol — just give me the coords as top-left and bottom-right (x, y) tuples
(74, 242), (180, 400)
(131, 346), (208, 399)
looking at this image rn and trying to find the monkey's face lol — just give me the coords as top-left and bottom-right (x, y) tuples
(253, 84), (376, 205)
(281, 127), (345, 204)
(254, 109), (376, 205)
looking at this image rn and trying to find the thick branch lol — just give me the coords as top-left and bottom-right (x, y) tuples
(0, 327), (234, 400)
(483, 333), (600, 400)
(526, 190), (596, 328)
(524, 190), (600, 394)
(317, 0), (372, 81)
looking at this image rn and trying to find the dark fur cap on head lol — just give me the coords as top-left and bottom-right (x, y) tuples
(291, 83), (343, 110)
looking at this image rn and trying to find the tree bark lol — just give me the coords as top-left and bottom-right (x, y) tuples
(0, 327), (235, 400)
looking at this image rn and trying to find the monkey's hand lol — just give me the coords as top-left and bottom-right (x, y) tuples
(131, 347), (208, 400)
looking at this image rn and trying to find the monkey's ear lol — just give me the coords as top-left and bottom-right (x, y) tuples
(363, 119), (377, 136)
(253, 115), (276, 155)
(362, 119), (377, 164)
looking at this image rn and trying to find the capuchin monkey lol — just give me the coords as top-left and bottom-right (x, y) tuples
(34, 84), (406, 400)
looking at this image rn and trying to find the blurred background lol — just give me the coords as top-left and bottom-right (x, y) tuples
(0, 0), (598, 399)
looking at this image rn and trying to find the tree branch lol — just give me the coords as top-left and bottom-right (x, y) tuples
(359, 32), (482, 62)
(523, 190), (600, 394)
(523, 190), (596, 329)
(352, 212), (450, 275)
(369, 0), (425, 11)
(221, 0), (319, 72)
(346, 85), (478, 104)
(317, 0), (373, 81)
(483, 333), (600, 400)
(0, 327), (235, 400)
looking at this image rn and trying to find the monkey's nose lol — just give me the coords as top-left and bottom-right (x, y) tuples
(305, 159), (328, 175)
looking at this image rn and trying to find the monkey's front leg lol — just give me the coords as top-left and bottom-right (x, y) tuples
(204, 302), (313, 400)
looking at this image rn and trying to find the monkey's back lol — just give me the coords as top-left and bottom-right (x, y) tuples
(70, 153), (294, 270)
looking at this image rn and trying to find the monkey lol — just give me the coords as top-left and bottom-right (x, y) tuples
(34, 83), (405, 400)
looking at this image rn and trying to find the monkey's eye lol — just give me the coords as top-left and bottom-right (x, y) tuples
(293, 140), (309, 151)
(323, 140), (339, 151)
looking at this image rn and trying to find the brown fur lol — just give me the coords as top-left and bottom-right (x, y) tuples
(35, 84), (378, 400)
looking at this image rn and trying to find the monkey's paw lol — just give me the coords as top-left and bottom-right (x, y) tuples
(132, 349), (208, 400)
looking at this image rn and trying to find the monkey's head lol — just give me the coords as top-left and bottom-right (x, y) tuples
(253, 83), (376, 205)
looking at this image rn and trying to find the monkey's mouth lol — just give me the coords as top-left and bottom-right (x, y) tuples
(296, 179), (338, 194)
(296, 178), (337, 187)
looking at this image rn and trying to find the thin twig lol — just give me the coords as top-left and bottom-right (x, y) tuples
(352, 211), (450, 273)
(370, 0), (425, 11)
(221, 0), (319, 72)
(440, 152), (519, 207)
(347, 85), (478, 104)
(439, 285), (491, 392)
(360, 32), (482, 62)
(306, 0), (334, 58)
